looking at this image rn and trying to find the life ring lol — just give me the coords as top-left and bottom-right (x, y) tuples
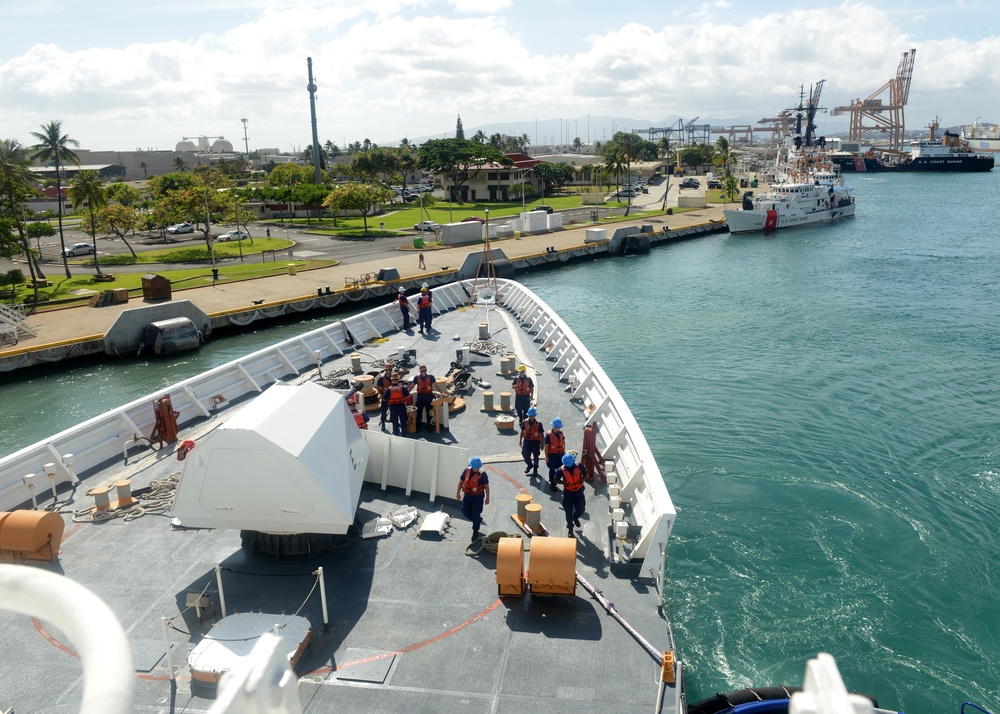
(177, 440), (195, 461)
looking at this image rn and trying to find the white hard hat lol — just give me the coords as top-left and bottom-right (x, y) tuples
(398, 287), (405, 292)
(422, 283), (429, 288)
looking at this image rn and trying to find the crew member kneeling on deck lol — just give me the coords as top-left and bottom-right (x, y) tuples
(544, 418), (566, 491)
(558, 453), (585, 537)
(385, 378), (410, 436)
(520, 407), (542, 477)
(456, 457), (490, 542)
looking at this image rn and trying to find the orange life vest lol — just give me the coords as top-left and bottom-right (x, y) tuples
(562, 464), (584, 491)
(353, 411), (368, 430)
(462, 468), (485, 496)
(546, 430), (565, 454)
(414, 374), (434, 394)
(387, 385), (406, 405)
(521, 419), (542, 441)
(397, 294), (409, 306)
(418, 295), (431, 309)
(376, 373), (392, 395)
(513, 375), (533, 396)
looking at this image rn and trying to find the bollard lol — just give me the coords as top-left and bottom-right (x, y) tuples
(287, 263), (297, 275)
(92, 486), (111, 511)
(482, 391), (494, 411)
(479, 322), (489, 339)
(350, 353), (362, 373)
(516, 494), (533, 521)
(525, 503), (543, 532)
(499, 391), (512, 412)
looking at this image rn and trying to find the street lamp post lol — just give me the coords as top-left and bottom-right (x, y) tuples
(204, 187), (217, 284)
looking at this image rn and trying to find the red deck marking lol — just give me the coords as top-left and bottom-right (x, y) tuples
(305, 598), (503, 675)
(486, 465), (529, 494)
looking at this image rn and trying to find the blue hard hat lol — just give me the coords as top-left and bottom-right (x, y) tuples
(562, 453), (576, 467)
(469, 457), (483, 469)
(551, 418), (563, 428)
(526, 407), (537, 417)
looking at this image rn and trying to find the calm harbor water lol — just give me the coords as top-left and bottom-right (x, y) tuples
(2, 171), (999, 712)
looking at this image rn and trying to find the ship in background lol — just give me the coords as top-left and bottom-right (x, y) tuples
(830, 118), (994, 172)
(962, 117), (1000, 152)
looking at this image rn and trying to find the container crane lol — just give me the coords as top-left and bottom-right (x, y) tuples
(831, 49), (916, 152)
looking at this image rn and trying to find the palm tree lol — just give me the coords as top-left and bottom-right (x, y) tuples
(0, 138), (42, 301)
(30, 120), (80, 278)
(139, 161), (148, 180)
(68, 170), (108, 275)
(172, 155), (189, 172)
(713, 136), (736, 179)
(572, 137), (583, 153)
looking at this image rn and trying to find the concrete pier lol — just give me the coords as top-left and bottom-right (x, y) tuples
(0, 205), (728, 372)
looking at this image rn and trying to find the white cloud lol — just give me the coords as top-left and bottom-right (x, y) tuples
(0, 1), (998, 151)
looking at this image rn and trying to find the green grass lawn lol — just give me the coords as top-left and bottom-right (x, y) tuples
(89, 238), (296, 266)
(16, 258), (334, 309)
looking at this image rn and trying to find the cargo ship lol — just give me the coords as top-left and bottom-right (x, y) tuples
(831, 119), (994, 172)
(962, 117), (1000, 152)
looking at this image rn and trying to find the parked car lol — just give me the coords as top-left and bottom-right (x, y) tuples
(62, 242), (95, 257)
(531, 205), (554, 214)
(166, 222), (194, 234)
(461, 216), (485, 223)
(613, 189), (636, 199)
(413, 221), (441, 232)
(217, 230), (250, 242)
(707, 179), (723, 189)
(402, 194), (419, 203)
(680, 178), (700, 189)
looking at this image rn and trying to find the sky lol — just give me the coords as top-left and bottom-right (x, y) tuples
(1, 0), (999, 153)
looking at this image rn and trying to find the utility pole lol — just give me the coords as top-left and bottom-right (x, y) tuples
(241, 118), (250, 157)
(306, 57), (322, 184)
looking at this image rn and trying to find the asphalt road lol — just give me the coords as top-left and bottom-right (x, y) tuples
(3, 179), (681, 276)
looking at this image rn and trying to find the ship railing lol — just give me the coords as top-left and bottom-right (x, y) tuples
(0, 282), (474, 512)
(497, 280), (677, 575)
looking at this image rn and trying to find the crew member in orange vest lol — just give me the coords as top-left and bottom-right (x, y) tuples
(417, 286), (433, 334)
(456, 457), (490, 541)
(558, 453), (586, 537)
(375, 366), (394, 428)
(544, 418), (566, 491)
(410, 365), (438, 430)
(519, 406), (542, 478)
(383, 377), (410, 436)
(512, 364), (534, 427)
(393, 287), (413, 330)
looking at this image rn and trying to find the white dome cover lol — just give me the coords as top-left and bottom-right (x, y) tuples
(175, 140), (197, 152)
(211, 138), (234, 153)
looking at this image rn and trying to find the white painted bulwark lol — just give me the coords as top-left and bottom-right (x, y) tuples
(172, 382), (368, 534)
(584, 228), (607, 243)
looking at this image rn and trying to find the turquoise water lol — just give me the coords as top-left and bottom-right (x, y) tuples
(2, 172), (999, 712)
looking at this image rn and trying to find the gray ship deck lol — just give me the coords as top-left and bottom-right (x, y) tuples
(0, 283), (681, 713)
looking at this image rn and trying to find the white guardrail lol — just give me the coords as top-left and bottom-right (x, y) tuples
(0, 280), (675, 569)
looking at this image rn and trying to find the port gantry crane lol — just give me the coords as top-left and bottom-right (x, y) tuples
(831, 48), (916, 152)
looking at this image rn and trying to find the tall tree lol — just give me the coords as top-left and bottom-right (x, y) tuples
(455, 115), (465, 140)
(0, 138), (42, 300)
(139, 160), (148, 180)
(172, 155), (189, 172)
(97, 204), (140, 257)
(30, 120), (80, 278)
(68, 170), (108, 274)
(322, 183), (393, 233)
(417, 138), (512, 204)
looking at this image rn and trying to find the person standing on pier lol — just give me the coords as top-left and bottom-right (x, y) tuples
(520, 407), (542, 477)
(456, 457), (490, 541)
(558, 453), (586, 537)
(544, 418), (566, 491)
